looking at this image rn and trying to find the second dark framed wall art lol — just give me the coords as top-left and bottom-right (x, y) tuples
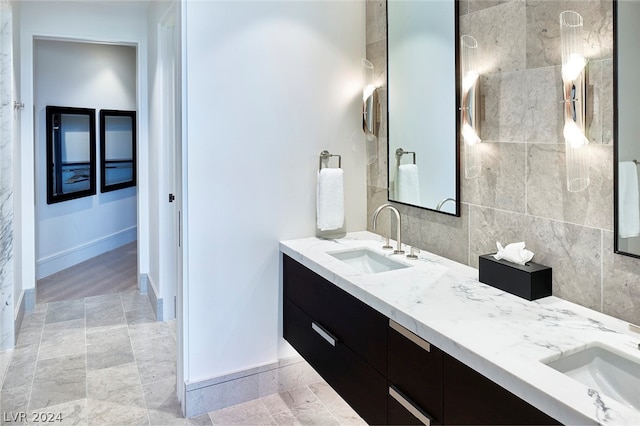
(100, 109), (137, 193)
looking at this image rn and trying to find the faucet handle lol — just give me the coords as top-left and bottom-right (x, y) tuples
(406, 246), (420, 260)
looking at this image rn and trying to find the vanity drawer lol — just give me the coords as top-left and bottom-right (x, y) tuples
(443, 354), (560, 425)
(283, 298), (387, 425)
(388, 320), (443, 425)
(283, 254), (387, 374)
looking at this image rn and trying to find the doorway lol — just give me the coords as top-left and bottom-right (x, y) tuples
(33, 39), (139, 304)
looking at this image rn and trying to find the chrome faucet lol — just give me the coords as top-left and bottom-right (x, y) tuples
(372, 203), (404, 255)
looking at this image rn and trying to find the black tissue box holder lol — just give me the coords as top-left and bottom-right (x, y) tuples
(478, 254), (552, 301)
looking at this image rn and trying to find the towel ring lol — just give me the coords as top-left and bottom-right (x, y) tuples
(395, 148), (416, 168)
(319, 150), (342, 171)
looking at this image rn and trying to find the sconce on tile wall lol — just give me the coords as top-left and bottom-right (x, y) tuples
(460, 35), (481, 179)
(362, 58), (379, 165)
(560, 10), (589, 192)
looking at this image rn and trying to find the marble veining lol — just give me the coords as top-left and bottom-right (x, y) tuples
(0, 0), (14, 352)
(280, 232), (640, 425)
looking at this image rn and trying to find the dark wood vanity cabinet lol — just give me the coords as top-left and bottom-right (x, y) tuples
(443, 354), (560, 425)
(388, 321), (443, 425)
(282, 255), (388, 425)
(282, 255), (560, 426)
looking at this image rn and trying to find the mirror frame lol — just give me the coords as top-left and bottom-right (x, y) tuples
(385, 0), (461, 216)
(612, 0), (639, 259)
(99, 109), (137, 193)
(46, 105), (97, 204)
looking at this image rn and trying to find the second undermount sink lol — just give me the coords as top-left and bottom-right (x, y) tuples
(328, 247), (410, 274)
(542, 342), (640, 411)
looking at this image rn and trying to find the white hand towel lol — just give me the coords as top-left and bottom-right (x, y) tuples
(619, 161), (640, 238)
(396, 164), (420, 205)
(317, 168), (344, 231)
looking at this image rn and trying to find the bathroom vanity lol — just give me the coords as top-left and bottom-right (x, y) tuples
(280, 232), (640, 425)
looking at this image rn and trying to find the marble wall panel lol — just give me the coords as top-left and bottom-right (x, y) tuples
(462, 142), (526, 213)
(366, 0), (385, 45)
(526, 143), (613, 230)
(602, 231), (640, 325)
(459, 0), (527, 74)
(469, 205), (602, 311)
(585, 58), (613, 145)
(0, 0), (14, 352)
(480, 71), (528, 143)
(526, 0), (613, 69)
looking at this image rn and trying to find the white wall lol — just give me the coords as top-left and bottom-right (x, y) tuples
(33, 40), (137, 278)
(147, 0), (178, 320)
(17, 1), (149, 293)
(183, 0), (366, 383)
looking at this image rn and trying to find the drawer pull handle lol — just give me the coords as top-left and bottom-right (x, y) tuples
(389, 386), (432, 426)
(389, 319), (431, 352)
(311, 322), (337, 347)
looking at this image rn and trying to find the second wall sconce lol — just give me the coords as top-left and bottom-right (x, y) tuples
(460, 35), (481, 179)
(362, 58), (380, 138)
(560, 10), (589, 192)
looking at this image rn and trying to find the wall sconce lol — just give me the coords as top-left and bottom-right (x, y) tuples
(362, 59), (379, 138)
(560, 10), (589, 192)
(460, 35), (481, 179)
(362, 58), (379, 165)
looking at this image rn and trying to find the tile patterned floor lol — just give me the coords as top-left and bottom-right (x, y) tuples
(0, 291), (364, 425)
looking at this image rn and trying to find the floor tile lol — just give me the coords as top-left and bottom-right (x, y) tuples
(269, 400), (340, 426)
(208, 399), (275, 426)
(308, 382), (366, 425)
(86, 399), (149, 425)
(38, 319), (85, 361)
(87, 363), (146, 409)
(127, 310), (172, 343)
(29, 354), (86, 410)
(261, 386), (318, 416)
(0, 383), (31, 420)
(120, 290), (152, 313)
(44, 300), (85, 324)
(133, 336), (176, 385)
(86, 327), (134, 371)
(2, 345), (38, 390)
(24, 398), (88, 426)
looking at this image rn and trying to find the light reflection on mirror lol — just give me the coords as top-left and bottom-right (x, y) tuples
(387, 0), (459, 215)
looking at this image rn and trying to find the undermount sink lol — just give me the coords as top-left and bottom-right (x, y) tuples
(542, 342), (640, 411)
(328, 247), (410, 274)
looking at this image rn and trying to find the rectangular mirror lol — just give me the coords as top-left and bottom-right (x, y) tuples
(386, 0), (460, 216)
(46, 106), (96, 204)
(614, 0), (640, 258)
(100, 109), (136, 193)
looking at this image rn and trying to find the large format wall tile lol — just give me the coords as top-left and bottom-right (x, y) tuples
(462, 142), (526, 213)
(470, 206), (602, 311)
(460, 0), (526, 74)
(480, 71), (529, 143)
(526, 143), (613, 230)
(366, 0), (385, 44)
(602, 231), (640, 325)
(526, 0), (613, 69)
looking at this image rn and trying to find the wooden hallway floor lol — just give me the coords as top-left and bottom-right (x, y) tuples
(36, 242), (138, 304)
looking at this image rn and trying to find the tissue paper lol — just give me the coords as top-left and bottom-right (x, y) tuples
(492, 242), (534, 266)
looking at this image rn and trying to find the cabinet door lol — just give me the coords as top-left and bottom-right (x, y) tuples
(388, 320), (443, 425)
(283, 298), (388, 425)
(283, 255), (387, 374)
(443, 354), (560, 425)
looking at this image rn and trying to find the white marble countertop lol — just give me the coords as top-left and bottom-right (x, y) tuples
(280, 231), (640, 426)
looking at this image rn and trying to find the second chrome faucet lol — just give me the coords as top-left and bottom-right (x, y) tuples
(372, 203), (404, 255)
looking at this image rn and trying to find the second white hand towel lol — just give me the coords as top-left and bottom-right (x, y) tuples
(396, 164), (420, 205)
(619, 161), (640, 238)
(317, 168), (345, 231)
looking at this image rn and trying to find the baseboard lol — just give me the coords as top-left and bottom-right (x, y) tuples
(147, 274), (163, 321)
(182, 356), (321, 418)
(13, 291), (25, 346)
(13, 288), (36, 346)
(36, 227), (137, 279)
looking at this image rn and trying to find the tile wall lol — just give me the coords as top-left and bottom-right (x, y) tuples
(366, 0), (640, 325)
